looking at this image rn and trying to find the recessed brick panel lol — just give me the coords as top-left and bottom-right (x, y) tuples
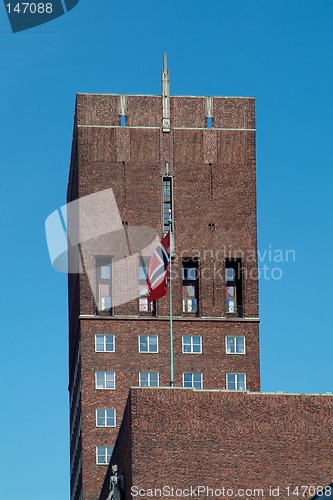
(76, 94), (120, 126)
(171, 96), (206, 128)
(213, 97), (255, 129)
(126, 95), (161, 127)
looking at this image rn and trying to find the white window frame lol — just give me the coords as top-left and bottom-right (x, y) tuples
(225, 336), (245, 355)
(95, 371), (115, 390)
(96, 408), (116, 427)
(139, 371), (159, 387)
(182, 335), (202, 354)
(138, 287), (150, 312)
(138, 335), (158, 353)
(226, 373), (246, 391)
(95, 334), (115, 353)
(182, 372), (203, 389)
(96, 446), (113, 465)
(138, 259), (153, 312)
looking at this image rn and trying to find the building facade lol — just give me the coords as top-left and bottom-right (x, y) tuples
(99, 388), (333, 500)
(67, 62), (260, 500)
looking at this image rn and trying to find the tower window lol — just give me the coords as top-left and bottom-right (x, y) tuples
(225, 259), (243, 317)
(96, 446), (113, 465)
(226, 336), (245, 354)
(182, 335), (202, 354)
(95, 256), (112, 314)
(162, 177), (172, 234)
(139, 372), (159, 387)
(95, 371), (115, 390)
(226, 373), (246, 391)
(182, 259), (199, 314)
(139, 335), (158, 353)
(138, 257), (155, 313)
(183, 372), (203, 389)
(96, 408), (116, 427)
(95, 334), (115, 352)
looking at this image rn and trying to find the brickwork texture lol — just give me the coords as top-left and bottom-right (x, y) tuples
(99, 388), (333, 500)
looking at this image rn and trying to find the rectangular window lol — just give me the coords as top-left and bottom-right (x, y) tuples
(183, 372), (203, 389)
(226, 373), (246, 391)
(225, 259), (243, 317)
(182, 259), (199, 314)
(100, 266), (111, 280)
(226, 336), (245, 354)
(139, 335), (158, 353)
(95, 371), (115, 390)
(96, 446), (113, 465)
(95, 334), (115, 352)
(96, 408), (116, 427)
(162, 177), (172, 234)
(182, 335), (202, 354)
(139, 372), (159, 387)
(138, 257), (154, 313)
(96, 256), (112, 314)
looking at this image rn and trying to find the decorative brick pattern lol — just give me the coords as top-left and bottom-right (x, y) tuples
(127, 95), (161, 127)
(76, 94), (120, 127)
(213, 97), (255, 129)
(171, 96), (206, 128)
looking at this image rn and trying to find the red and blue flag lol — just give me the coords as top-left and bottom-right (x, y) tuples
(147, 232), (171, 302)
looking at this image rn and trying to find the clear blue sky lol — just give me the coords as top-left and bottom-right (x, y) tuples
(0, 1), (332, 499)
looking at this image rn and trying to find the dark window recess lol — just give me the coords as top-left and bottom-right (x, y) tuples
(162, 177), (172, 234)
(225, 259), (243, 317)
(95, 256), (112, 315)
(182, 259), (199, 315)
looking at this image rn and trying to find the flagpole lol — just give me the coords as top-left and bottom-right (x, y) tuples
(168, 215), (174, 387)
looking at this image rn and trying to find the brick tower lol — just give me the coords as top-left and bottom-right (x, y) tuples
(67, 57), (260, 500)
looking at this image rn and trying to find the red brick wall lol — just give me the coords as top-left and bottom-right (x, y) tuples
(100, 388), (333, 500)
(74, 108), (258, 320)
(98, 396), (133, 500)
(68, 92), (259, 500)
(79, 316), (259, 499)
(75, 94), (255, 130)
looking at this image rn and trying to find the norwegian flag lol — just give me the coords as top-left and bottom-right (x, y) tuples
(147, 232), (171, 302)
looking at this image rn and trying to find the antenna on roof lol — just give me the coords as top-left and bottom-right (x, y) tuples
(162, 53), (170, 133)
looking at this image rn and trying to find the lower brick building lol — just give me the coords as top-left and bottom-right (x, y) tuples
(99, 388), (333, 500)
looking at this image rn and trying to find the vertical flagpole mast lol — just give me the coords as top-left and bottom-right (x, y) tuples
(169, 215), (174, 387)
(162, 53), (174, 387)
